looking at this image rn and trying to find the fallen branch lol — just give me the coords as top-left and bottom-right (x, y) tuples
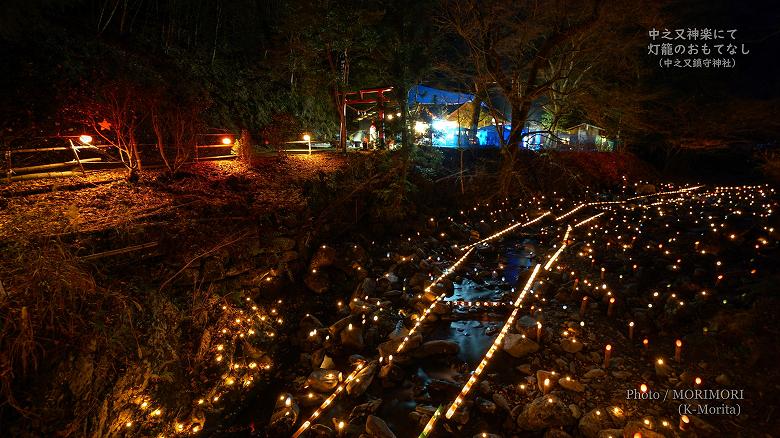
(158, 231), (253, 292)
(80, 242), (159, 261)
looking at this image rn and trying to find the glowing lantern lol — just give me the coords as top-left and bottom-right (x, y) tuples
(79, 135), (93, 144)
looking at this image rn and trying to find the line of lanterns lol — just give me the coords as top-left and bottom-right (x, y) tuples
(419, 183), (715, 436)
(292, 213), (553, 436)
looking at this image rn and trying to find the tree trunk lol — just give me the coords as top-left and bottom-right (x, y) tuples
(152, 114), (173, 174)
(459, 148), (465, 195)
(498, 100), (531, 195)
(469, 94), (482, 146)
(400, 96), (409, 151)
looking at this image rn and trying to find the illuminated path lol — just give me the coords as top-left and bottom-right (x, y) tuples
(291, 213), (551, 437)
(419, 212), (604, 437)
(418, 186), (707, 437)
(292, 183), (711, 438)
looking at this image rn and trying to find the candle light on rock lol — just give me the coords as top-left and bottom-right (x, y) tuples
(679, 414), (690, 431)
(674, 339), (682, 362)
(536, 322), (542, 342)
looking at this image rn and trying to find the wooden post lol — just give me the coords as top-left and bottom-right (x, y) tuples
(68, 139), (86, 175)
(5, 150), (11, 183)
(340, 94), (347, 154)
(378, 91), (385, 149)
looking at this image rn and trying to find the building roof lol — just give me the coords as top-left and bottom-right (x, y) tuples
(445, 101), (508, 128)
(566, 123), (605, 132)
(408, 85), (474, 105)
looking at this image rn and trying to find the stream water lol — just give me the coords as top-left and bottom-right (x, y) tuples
(376, 238), (537, 436)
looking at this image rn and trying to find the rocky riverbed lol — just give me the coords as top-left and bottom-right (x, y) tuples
(258, 184), (780, 437)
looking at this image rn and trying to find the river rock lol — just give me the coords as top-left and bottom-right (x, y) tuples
(379, 363), (404, 386)
(492, 393), (511, 412)
(346, 362), (377, 396)
(329, 315), (355, 335)
(340, 325), (365, 350)
(365, 415), (396, 438)
(300, 391), (324, 407)
(516, 395), (575, 430)
(610, 370), (632, 380)
(622, 421), (665, 438)
(305, 271), (330, 294)
(408, 272), (428, 289)
(583, 368), (606, 379)
(320, 355), (336, 370)
(280, 250), (299, 263)
(388, 321), (410, 340)
(579, 408), (618, 438)
(654, 358), (672, 377)
(378, 333), (422, 358)
(271, 237), (296, 251)
(382, 290), (403, 301)
(309, 424), (334, 437)
(558, 376), (585, 393)
(515, 315), (539, 337)
(431, 301), (450, 315)
(544, 429), (572, 438)
(450, 403), (470, 425)
(560, 338), (584, 354)
(411, 340), (459, 358)
(300, 314), (324, 332)
(477, 397), (497, 414)
(306, 369), (340, 392)
(596, 429), (623, 438)
(689, 415), (720, 435)
(310, 245), (337, 270)
(536, 370), (557, 392)
(356, 277), (377, 297)
(715, 373), (731, 385)
(502, 334), (540, 358)
(427, 379), (462, 398)
(569, 404), (582, 419)
(269, 393), (299, 434)
(415, 405), (437, 418)
(428, 282), (453, 298)
(350, 399), (382, 422)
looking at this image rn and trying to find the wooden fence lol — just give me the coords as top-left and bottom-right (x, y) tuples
(2, 139), (236, 182)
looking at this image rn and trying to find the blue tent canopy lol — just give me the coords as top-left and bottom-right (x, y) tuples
(407, 85), (474, 106)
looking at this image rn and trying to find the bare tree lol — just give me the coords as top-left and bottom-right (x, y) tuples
(440, 0), (669, 194)
(152, 105), (198, 175)
(441, 0), (611, 192)
(84, 79), (145, 180)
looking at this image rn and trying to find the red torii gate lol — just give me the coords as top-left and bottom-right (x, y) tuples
(338, 87), (393, 150)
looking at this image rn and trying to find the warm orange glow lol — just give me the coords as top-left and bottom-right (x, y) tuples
(221, 137), (232, 145)
(303, 134), (311, 142)
(79, 134), (93, 144)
